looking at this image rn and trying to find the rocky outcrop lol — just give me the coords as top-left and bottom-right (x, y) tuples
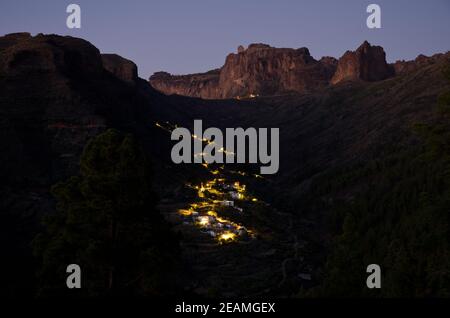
(148, 41), (450, 99)
(330, 41), (394, 84)
(101, 53), (138, 84)
(149, 41), (408, 99)
(392, 53), (446, 75)
(150, 44), (337, 99)
(217, 44), (336, 98)
(149, 69), (220, 99)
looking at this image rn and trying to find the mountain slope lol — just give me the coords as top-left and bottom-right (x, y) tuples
(1, 32), (449, 297)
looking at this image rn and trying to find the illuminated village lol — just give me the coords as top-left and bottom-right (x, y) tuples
(179, 178), (256, 244)
(155, 121), (260, 244)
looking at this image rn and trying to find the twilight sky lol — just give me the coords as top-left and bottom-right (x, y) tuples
(1, 0), (449, 78)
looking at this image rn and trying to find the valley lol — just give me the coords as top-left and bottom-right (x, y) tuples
(156, 120), (310, 296)
(0, 32), (449, 297)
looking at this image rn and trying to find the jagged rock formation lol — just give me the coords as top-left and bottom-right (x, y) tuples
(330, 41), (394, 84)
(392, 53), (446, 75)
(152, 41), (447, 99)
(150, 44), (337, 99)
(101, 53), (138, 84)
(218, 44), (337, 98)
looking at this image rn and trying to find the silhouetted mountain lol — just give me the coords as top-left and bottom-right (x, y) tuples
(1, 32), (449, 298)
(0, 33), (189, 296)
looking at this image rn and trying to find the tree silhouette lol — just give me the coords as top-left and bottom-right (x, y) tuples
(34, 129), (180, 297)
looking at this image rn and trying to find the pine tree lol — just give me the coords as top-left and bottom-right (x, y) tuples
(33, 129), (180, 297)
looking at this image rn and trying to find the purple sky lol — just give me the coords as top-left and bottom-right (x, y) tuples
(1, 0), (449, 78)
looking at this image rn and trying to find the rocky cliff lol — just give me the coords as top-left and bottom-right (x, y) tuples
(330, 41), (394, 84)
(216, 44), (336, 98)
(151, 41), (445, 99)
(150, 43), (337, 99)
(150, 69), (221, 99)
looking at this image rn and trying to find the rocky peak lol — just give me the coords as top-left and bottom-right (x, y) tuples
(331, 41), (394, 84)
(359, 40), (371, 52)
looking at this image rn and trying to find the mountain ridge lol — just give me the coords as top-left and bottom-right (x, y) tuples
(149, 41), (447, 99)
(1, 32), (449, 297)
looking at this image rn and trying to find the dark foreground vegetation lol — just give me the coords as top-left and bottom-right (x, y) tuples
(305, 67), (450, 297)
(33, 129), (181, 297)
